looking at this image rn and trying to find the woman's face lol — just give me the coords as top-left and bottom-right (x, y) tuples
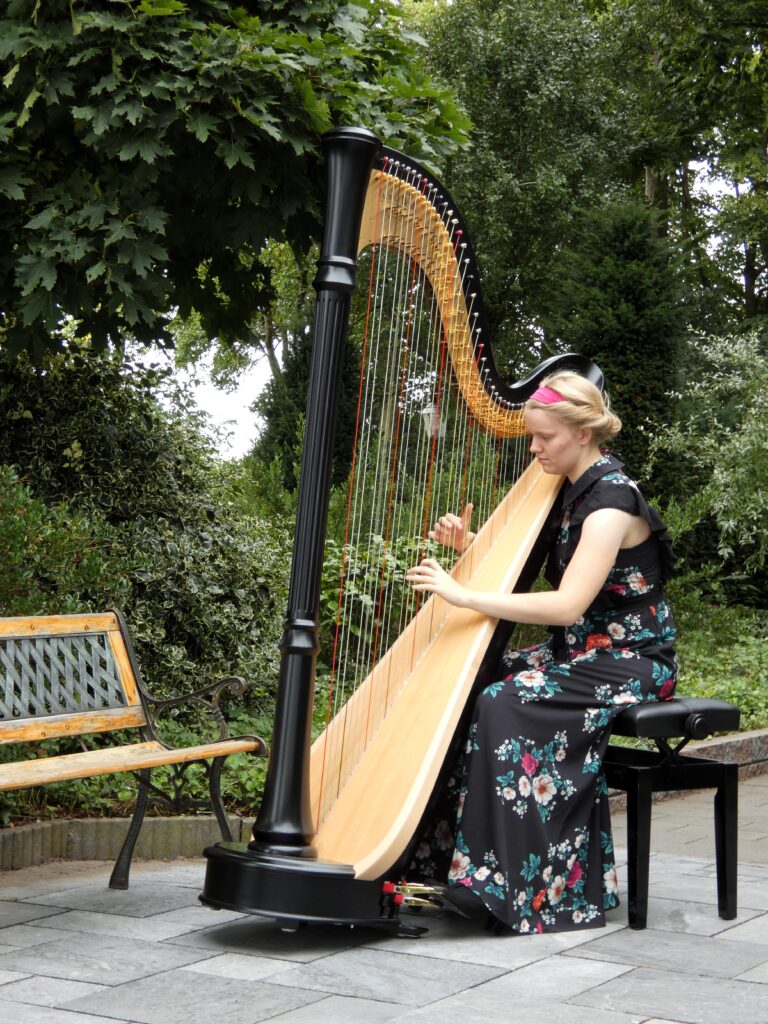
(525, 407), (589, 477)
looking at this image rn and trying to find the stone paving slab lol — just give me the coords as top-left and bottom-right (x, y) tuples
(392, 992), (646, 1023)
(607, 895), (761, 936)
(264, 993), (405, 1024)
(26, 881), (207, 917)
(32, 907), (227, 942)
(563, 925), (768, 978)
(719, 912), (768, 945)
(369, 909), (626, 968)
(0, 781), (766, 1024)
(0, 922), (82, 948)
(63, 968), (328, 1024)
(164, 914), (376, 963)
(0, 930), (214, 984)
(572, 965), (768, 1024)
(0, 902), (65, 927)
(263, 946), (506, 1006)
(0, 973), (109, 1006)
(181, 951), (300, 982)
(0, 999), (119, 1024)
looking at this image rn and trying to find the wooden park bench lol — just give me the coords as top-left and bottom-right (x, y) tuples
(0, 610), (266, 888)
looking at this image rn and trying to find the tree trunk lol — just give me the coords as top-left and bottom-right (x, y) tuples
(644, 165), (669, 236)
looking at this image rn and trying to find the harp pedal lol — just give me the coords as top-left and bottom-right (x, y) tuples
(394, 881), (485, 919)
(390, 881), (451, 912)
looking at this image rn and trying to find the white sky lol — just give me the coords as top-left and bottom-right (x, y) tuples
(188, 361), (269, 459)
(140, 345), (273, 460)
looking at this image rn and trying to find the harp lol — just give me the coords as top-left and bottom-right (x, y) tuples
(201, 128), (602, 931)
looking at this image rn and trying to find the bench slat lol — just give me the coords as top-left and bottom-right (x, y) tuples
(0, 705), (147, 745)
(0, 614), (121, 639)
(0, 736), (264, 790)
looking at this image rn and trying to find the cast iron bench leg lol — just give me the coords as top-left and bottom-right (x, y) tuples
(109, 767), (152, 890)
(209, 755), (233, 842)
(714, 763), (738, 919)
(626, 773), (653, 930)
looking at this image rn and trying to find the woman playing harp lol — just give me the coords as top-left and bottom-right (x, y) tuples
(202, 128), (627, 933)
(407, 370), (678, 934)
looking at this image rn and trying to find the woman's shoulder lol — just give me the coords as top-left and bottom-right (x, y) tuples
(571, 469), (643, 523)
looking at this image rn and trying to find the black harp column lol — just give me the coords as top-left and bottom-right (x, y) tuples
(249, 127), (381, 856)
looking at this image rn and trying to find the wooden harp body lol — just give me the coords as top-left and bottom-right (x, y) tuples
(201, 128), (602, 931)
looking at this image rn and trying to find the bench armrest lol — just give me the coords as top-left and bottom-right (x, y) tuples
(138, 675), (255, 747)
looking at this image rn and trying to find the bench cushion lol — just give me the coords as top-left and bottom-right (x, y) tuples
(0, 736), (265, 791)
(611, 696), (741, 739)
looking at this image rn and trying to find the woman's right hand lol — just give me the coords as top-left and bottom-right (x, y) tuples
(428, 503), (475, 553)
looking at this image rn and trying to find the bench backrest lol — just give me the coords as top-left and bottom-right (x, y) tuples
(0, 613), (148, 744)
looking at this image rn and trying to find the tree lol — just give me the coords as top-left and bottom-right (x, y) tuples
(0, 0), (468, 356)
(599, 0), (768, 328)
(541, 198), (684, 483)
(411, 0), (633, 365)
(0, 343), (292, 699)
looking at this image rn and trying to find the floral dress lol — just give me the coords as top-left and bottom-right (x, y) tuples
(411, 453), (678, 934)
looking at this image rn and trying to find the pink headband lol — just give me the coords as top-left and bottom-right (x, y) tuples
(530, 386), (566, 405)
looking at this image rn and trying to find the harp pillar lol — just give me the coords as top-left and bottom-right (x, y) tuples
(246, 128), (380, 858)
(201, 128), (408, 928)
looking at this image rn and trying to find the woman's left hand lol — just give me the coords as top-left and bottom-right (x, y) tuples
(405, 558), (469, 607)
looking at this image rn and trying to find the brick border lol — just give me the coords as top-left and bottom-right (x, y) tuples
(2, 729), (767, 873)
(0, 814), (250, 873)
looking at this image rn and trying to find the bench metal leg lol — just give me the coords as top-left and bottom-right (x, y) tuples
(714, 763), (738, 919)
(625, 774), (653, 930)
(109, 767), (152, 890)
(209, 756), (233, 842)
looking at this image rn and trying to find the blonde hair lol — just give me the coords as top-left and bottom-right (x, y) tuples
(526, 370), (622, 446)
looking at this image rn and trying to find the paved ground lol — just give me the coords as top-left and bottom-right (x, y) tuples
(1, 774), (767, 1024)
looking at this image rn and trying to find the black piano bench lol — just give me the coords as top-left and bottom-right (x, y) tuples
(604, 696), (741, 930)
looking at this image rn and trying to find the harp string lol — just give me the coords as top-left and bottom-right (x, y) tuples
(314, 158), (531, 823)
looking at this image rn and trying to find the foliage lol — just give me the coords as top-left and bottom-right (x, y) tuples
(0, 463), (127, 614)
(0, 0), (468, 356)
(648, 330), (768, 574)
(541, 198), (684, 483)
(172, 240), (317, 393)
(669, 576), (768, 732)
(0, 345), (292, 702)
(601, 0), (768, 327)
(0, 344), (209, 521)
(411, 0), (633, 362)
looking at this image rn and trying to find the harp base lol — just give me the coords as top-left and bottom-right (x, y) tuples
(200, 842), (427, 936)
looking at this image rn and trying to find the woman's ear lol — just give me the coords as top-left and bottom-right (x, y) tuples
(579, 426), (593, 447)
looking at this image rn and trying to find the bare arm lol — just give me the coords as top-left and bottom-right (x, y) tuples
(406, 509), (634, 627)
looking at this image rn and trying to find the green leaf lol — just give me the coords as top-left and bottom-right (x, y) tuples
(16, 254), (57, 294)
(2, 63), (20, 89)
(85, 259), (107, 283)
(186, 112), (220, 142)
(218, 139), (255, 170)
(18, 287), (54, 325)
(0, 167), (27, 200)
(138, 0), (188, 15)
(17, 87), (41, 127)
(25, 206), (58, 231)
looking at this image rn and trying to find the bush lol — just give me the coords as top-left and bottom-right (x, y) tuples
(648, 329), (768, 577)
(669, 576), (768, 732)
(0, 464), (128, 615)
(0, 344), (294, 823)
